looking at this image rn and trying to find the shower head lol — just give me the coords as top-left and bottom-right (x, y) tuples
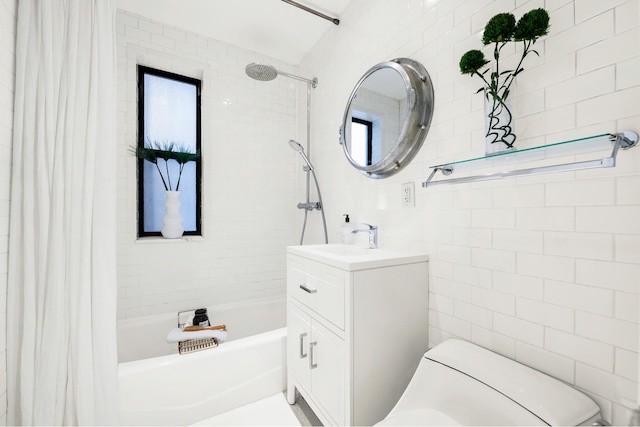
(245, 63), (278, 82)
(246, 63), (318, 88)
(288, 139), (314, 170)
(288, 139), (304, 152)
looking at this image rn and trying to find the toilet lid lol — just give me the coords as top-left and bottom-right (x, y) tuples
(375, 409), (460, 426)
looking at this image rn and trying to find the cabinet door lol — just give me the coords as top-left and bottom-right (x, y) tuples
(310, 320), (345, 425)
(287, 304), (311, 389)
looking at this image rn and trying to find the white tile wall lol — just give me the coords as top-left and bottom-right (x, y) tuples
(300, 0), (640, 421)
(0, 0), (15, 423)
(109, 0), (640, 422)
(116, 11), (305, 319)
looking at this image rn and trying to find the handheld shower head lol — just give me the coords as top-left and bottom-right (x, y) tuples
(288, 139), (304, 152)
(288, 139), (313, 170)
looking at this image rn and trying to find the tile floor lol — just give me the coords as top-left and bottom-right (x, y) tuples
(191, 392), (321, 426)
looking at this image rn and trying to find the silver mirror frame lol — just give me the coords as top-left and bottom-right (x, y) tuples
(339, 58), (434, 179)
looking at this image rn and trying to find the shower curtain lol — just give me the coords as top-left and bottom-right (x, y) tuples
(7, 0), (118, 424)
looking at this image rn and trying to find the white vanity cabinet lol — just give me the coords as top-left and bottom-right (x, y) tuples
(286, 244), (429, 426)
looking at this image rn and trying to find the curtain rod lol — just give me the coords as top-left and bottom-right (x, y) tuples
(280, 0), (340, 25)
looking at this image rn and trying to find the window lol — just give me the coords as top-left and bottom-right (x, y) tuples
(351, 117), (373, 166)
(137, 65), (202, 237)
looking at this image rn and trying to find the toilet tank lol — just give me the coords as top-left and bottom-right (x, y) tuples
(426, 339), (601, 426)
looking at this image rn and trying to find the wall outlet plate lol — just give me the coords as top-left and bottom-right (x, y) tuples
(401, 182), (415, 207)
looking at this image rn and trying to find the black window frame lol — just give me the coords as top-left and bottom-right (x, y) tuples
(352, 117), (373, 166)
(137, 65), (202, 237)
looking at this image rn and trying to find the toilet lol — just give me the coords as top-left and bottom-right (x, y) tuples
(376, 339), (603, 426)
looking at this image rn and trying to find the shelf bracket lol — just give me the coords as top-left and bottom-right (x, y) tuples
(422, 131), (638, 188)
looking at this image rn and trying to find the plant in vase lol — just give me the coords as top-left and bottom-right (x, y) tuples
(133, 141), (200, 238)
(459, 8), (550, 155)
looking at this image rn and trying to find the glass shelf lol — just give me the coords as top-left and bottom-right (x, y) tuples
(422, 131), (638, 187)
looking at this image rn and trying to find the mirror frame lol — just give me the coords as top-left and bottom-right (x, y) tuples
(339, 58), (434, 179)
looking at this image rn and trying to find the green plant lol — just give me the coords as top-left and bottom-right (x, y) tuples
(132, 140), (200, 191)
(459, 8), (550, 148)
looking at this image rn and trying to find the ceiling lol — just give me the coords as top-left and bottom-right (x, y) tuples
(116, 0), (352, 64)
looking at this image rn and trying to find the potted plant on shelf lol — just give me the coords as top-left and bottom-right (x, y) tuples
(134, 141), (200, 239)
(459, 8), (550, 155)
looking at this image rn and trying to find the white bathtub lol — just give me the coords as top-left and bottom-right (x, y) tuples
(117, 297), (287, 426)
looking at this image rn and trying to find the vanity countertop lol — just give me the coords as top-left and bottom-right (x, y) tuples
(287, 244), (429, 271)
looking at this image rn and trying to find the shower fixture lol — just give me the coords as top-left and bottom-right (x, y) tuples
(246, 62), (325, 245)
(288, 140), (328, 245)
(245, 63), (318, 88)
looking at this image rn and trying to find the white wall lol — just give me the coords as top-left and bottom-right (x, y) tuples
(0, 0), (15, 423)
(115, 11), (317, 319)
(301, 0), (639, 423)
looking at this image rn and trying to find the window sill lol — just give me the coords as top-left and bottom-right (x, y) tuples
(136, 235), (204, 244)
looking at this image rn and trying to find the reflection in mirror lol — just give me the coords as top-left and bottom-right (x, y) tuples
(346, 67), (406, 167)
(340, 58), (434, 179)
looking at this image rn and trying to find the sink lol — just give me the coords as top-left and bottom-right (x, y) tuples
(288, 244), (429, 271)
(313, 245), (371, 256)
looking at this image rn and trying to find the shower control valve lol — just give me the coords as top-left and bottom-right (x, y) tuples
(297, 201), (321, 211)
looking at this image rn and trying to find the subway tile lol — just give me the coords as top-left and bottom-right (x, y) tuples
(493, 312), (544, 346)
(545, 328), (614, 371)
(577, 83), (640, 127)
(472, 247), (516, 273)
(472, 287), (516, 315)
(575, 311), (638, 351)
(576, 206), (640, 234)
(545, 11), (614, 60)
(616, 175), (640, 205)
(545, 178), (616, 206)
(517, 253), (575, 282)
(616, 56), (640, 91)
(515, 341), (575, 384)
(614, 291), (639, 322)
(545, 66), (615, 109)
(437, 243), (472, 265)
(517, 104), (576, 139)
(492, 183), (545, 208)
(453, 188), (493, 209)
(575, 0), (628, 23)
(493, 229), (543, 253)
(544, 231), (614, 261)
(516, 297), (574, 332)
(471, 325), (516, 359)
(576, 28), (640, 74)
(452, 264), (493, 289)
(516, 207), (575, 231)
(545, 280), (614, 316)
(454, 300), (493, 329)
(614, 347), (638, 381)
(471, 208), (516, 229)
(575, 363), (637, 404)
(429, 292), (455, 316)
(493, 271), (544, 300)
(614, 234), (640, 264)
(430, 278), (472, 302)
(430, 311), (472, 340)
(614, 0), (638, 34)
(453, 227), (492, 249)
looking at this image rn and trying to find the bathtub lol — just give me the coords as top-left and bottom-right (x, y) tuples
(117, 297), (287, 426)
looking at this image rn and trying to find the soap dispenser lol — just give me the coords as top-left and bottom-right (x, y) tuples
(341, 214), (355, 244)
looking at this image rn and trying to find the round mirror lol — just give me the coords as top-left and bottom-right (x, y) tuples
(340, 58), (434, 178)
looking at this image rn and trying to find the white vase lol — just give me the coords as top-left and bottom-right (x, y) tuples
(162, 190), (184, 239)
(484, 92), (516, 156)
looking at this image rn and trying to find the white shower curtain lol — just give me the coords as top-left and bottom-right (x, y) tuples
(7, 0), (118, 424)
